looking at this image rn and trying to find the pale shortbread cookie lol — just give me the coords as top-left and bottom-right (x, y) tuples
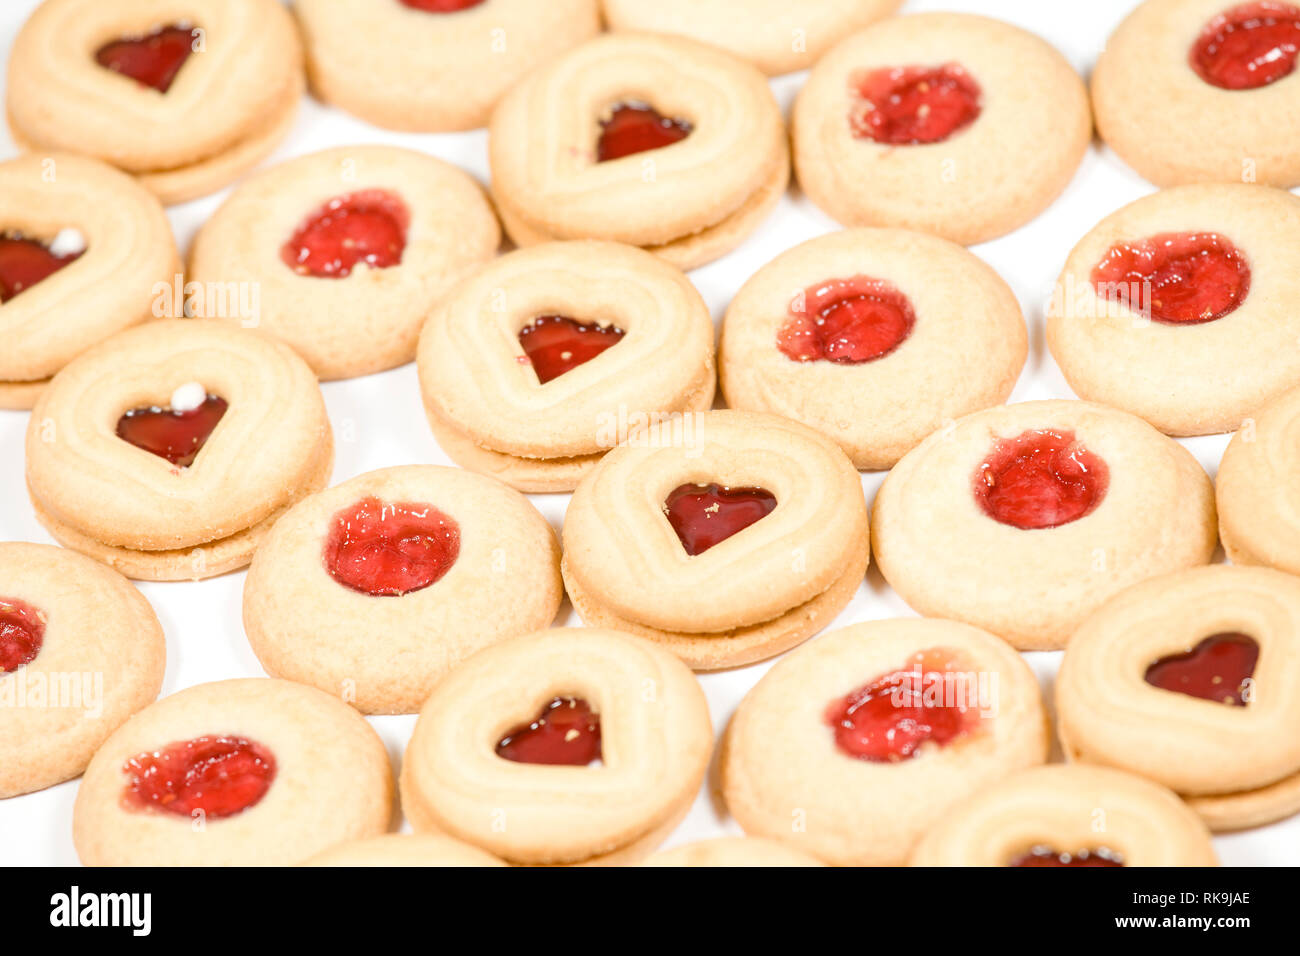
(642, 837), (825, 867)
(304, 833), (505, 867)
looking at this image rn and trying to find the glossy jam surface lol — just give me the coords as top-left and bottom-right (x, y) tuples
(323, 496), (460, 597)
(95, 24), (195, 93)
(518, 315), (626, 384)
(281, 190), (410, 279)
(496, 697), (602, 765)
(0, 234), (83, 303)
(1191, 3), (1300, 89)
(123, 736), (276, 818)
(116, 395), (228, 467)
(778, 276), (916, 364)
(1145, 632), (1259, 706)
(1011, 847), (1125, 868)
(1091, 232), (1251, 325)
(663, 483), (777, 556)
(400, 0), (487, 11)
(597, 102), (693, 162)
(974, 429), (1109, 531)
(849, 63), (982, 145)
(0, 598), (44, 673)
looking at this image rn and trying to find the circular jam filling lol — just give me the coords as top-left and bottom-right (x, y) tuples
(1144, 632), (1259, 706)
(0, 233), (84, 303)
(974, 429), (1110, 531)
(496, 697), (602, 765)
(1191, 2), (1300, 90)
(323, 496), (461, 597)
(123, 735), (276, 818)
(116, 395), (228, 468)
(518, 315), (626, 384)
(663, 483), (778, 556)
(597, 102), (693, 162)
(0, 598), (45, 673)
(1091, 232), (1251, 325)
(849, 63), (982, 145)
(400, 0), (487, 11)
(95, 24), (196, 93)
(1011, 846), (1125, 868)
(777, 276), (916, 364)
(280, 190), (410, 279)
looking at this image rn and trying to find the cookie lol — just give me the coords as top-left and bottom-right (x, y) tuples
(296, 0), (599, 132)
(909, 765), (1218, 867)
(641, 836), (825, 867)
(7, 0), (304, 204)
(416, 241), (716, 493)
(488, 32), (789, 271)
(399, 627), (712, 866)
(871, 400), (1217, 650)
(0, 153), (180, 410)
(792, 12), (1091, 245)
(561, 410), (870, 670)
(1048, 184), (1300, 436)
(73, 678), (392, 866)
(243, 465), (563, 715)
(303, 833), (505, 867)
(720, 228), (1027, 470)
(189, 145), (499, 381)
(0, 542), (164, 799)
(26, 320), (332, 581)
(721, 618), (1048, 866)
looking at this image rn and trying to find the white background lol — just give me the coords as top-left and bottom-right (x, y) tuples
(1, 0), (1294, 865)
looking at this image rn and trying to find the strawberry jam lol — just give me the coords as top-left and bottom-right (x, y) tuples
(598, 102), (692, 162)
(95, 24), (195, 93)
(777, 276), (915, 363)
(116, 395), (227, 467)
(323, 496), (460, 597)
(1091, 232), (1250, 325)
(123, 735), (276, 818)
(849, 63), (982, 145)
(0, 598), (44, 673)
(281, 190), (410, 279)
(663, 483), (777, 556)
(0, 233), (83, 302)
(974, 429), (1109, 530)
(518, 315), (625, 383)
(1144, 632), (1259, 706)
(1191, 2), (1300, 90)
(496, 697), (602, 765)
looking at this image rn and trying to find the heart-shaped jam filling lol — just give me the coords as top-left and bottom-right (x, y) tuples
(0, 598), (45, 673)
(116, 384), (228, 468)
(400, 0), (487, 11)
(1091, 232), (1251, 325)
(974, 429), (1109, 531)
(95, 24), (196, 93)
(663, 483), (778, 556)
(281, 190), (410, 279)
(849, 63), (982, 145)
(518, 315), (626, 384)
(1011, 847), (1125, 868)
(123, 735), (276, 818)
(496, 697), (602, 765)
(0, 232), (84, 303)
(1192, 2), (1300, 89)
(778, 276), (916, 364)
(323, 496), (460, 597)
(597, 102), (693, 162)
(1144, 632), (1259, 706)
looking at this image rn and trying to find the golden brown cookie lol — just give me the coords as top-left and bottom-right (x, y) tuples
(303, 833), (505, 867)
(641, 836), (825, 867)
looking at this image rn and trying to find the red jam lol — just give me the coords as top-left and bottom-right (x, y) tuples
(849, 63), (982, 145)
(1191, 2), (1300, 89)
(323, 496), (460, 597)
(116, 395), (228, 467)
(0, 598), (45, 673)
(95, 24), (195, 93)
(597, 102), (693, 162)
(777, 276), (916, 364)
(663, 483), (777, 556)
(1091, 232), (1251, 325)
(496, 697), (602, 765)
(280, 190), (410, 279)
(400, 0), (487, 11)
(1011, 847), (1125, 868)
(1145, 632), (1259, 706)
(974, 429), (1109, 531)
(123, 735), (276, 818)
(518, 315), (626, 384)
(0, 233), (83, 303)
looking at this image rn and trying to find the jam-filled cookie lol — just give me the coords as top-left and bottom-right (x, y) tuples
(243, 465), (563, 715)
(7, 0), (304, 204)
(26, 320), (332, 581)
(304, 833), (505, 867)
(872, 401), (1217, 650)
(720, 229), (1027, 470)
(910, 765), (1218, 867)
(642, 836), (825, 867)
(0, 153), (179, 410)
(1048, 185), (1300, 436)
(400, 628), (712, 866)
(0, 543), (164, 799)
(721, 618), (1048, 866)
(73, 678), (393, 866)
(189, 146), (498, 381)
(1058, 565), (1300, 831)
(417, 241), (715, 493)
(296, 0), (599, 132)
(489, 32), (789, 271)
(1094, 0), (1300, 187)
(792, 13), (1090, 245)
(561, 410), (869, 669)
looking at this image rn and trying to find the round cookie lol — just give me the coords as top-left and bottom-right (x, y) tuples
(189, 145), (499, 381)
(871, 400), (1217, 650)
(7, 0), (304, 204)
(304, 833), (505, 867)
(0, 542), (164, 799)
(721, 618), (1048, 867)
(73, 678), (393, 866)
(0, 153), (180, 410)
(910, 765), (1218, 867)
(720, 228), (1027, 470)
(792, 13), (1091, 245)
(642, 836), (825, 867)
(243, 465), (563, 715)
(488, 32), (789, 271)
(1048, 184), (1300, 436)
(296, 0), (599, 132)
(561, 410), (870, 670)
(26, 320), (333, 581)
(399, 628), (712, 866)
(417, 241), (716, 493)
(1057, 565), (1300, 831)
